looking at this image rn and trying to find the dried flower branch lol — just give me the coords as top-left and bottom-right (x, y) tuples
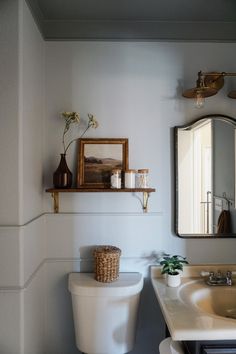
(61, 112), (98, 154)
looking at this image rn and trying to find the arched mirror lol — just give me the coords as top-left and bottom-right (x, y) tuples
(175, 114), (236, 238)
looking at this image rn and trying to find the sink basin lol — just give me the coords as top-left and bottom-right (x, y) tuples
(151, 265), (236, 341)
(179, 280), (236, 320)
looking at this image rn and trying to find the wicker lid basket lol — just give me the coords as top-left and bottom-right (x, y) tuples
(93, 245), (121, 283)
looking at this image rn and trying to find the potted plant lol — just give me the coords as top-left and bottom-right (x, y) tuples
(160, 254), (188, 287)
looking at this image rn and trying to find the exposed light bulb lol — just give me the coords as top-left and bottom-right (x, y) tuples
(194, 92), (205, 108)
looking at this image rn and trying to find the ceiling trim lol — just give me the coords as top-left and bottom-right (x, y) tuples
(41, 20), (236, 41)
(25, 0), (44, 35)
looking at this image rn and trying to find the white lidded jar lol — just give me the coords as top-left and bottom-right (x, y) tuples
(110, 169), (122, 189)
(124, 169), (136, 188)
(136, 169), (149, 188)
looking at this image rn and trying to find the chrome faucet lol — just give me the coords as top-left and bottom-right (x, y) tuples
(204, 270), (233, 286)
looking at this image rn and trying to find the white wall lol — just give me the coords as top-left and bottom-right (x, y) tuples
(0, 1), (45, 353)
(0, 0), (44, 226)
(1, 2), (236, 353)
(44, 41), (236, 258)
(42, 41), (236, 353)
(0, 0), (20, 225)
(19, 0), (44, 224)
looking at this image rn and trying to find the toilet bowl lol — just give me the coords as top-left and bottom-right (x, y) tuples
(68, 272), (143, 354)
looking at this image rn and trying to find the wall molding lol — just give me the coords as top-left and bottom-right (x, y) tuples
(46, 211), (163, 217)
(0, 256), (157, 292)
(42, 19), (236, 42)
(0, 213), (45, 228)
(0, 211), (163, 228)
(0, 259), (45, 292)
(0, 211), (162, 287)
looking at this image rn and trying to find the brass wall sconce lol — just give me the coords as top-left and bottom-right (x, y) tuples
(182, 71), (236, 108)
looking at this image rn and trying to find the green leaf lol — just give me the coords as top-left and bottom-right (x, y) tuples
(160, 253), (188, 275)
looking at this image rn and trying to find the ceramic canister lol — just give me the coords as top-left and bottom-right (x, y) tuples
(124, 170), (136, 188)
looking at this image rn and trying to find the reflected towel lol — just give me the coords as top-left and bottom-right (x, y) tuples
(217, 210), (231, 234)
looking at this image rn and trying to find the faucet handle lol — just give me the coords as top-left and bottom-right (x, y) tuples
(226, 271), (233, 285)
(200, 271), (215, 278)
(209, 271), (215, 280)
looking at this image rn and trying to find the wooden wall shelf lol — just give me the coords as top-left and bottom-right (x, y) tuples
(46, 187), (156, 213)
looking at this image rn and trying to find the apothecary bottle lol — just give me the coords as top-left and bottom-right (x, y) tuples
(136, 169), (149, 188)
(110, 169), (122, 189)
(124, 169), (136, 188)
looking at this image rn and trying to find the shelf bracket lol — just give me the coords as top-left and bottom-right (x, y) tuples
(142, 191), (150, 213)
(51, 192), (59, 213)
(46, 188), (155, 213)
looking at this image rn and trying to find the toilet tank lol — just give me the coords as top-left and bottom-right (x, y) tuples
(68, 272), (143, 354)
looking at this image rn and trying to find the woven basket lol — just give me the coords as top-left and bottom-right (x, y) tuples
(94, 245), (121, 283)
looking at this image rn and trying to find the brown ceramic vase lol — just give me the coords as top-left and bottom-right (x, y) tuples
(53, 153), (72, 188)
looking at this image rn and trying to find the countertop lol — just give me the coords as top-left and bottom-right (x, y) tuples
(151, 265), (236, 341)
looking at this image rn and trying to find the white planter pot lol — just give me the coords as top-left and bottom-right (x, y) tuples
(167, 273), (181, 287)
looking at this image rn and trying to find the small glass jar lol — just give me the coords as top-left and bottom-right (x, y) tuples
(124, 169), (136, 188)
(110, 169), (122, 189)
(136, 169), (149, 188)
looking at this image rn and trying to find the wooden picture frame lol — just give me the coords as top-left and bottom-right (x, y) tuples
(77, 138), (129, 188)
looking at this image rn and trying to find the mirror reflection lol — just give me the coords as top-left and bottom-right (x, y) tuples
(175, 114), (236, 237)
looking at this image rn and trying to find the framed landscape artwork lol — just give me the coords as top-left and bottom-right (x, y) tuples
(78, 138), (129, 188)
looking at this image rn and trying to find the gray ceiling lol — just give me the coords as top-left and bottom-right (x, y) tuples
(26, 0), (236, 41)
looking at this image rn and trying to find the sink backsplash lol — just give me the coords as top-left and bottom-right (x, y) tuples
(151, 264), (236, 278)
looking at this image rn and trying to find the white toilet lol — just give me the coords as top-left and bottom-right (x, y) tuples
(68, 272), (143, 354)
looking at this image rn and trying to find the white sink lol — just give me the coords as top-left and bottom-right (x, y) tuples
(151, 265), (236, 341)
(178, 280), (236, 319)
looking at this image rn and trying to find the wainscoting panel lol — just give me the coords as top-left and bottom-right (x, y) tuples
(0, 212), (164, 353)
(45, 212), (163, 265)
(0, 215), (45, 288)
(23, 264), (45, 354)
(21, 215), (45, 286)
(0, 227), (21, 287)
(0, 290), (22, 354)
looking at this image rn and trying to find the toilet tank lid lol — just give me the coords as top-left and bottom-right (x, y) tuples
(68, 272), (143, 297)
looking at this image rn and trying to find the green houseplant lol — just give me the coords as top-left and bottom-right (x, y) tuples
(160, 254), (188, 287)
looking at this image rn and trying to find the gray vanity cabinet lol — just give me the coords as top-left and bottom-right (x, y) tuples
(183, 340), (236, 353)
